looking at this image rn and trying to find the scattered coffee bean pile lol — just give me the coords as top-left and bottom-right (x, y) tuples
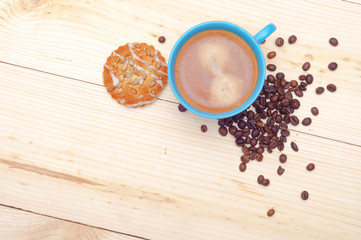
(178, 35), (339, 217)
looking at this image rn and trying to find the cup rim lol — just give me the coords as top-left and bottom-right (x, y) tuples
(168, 21), (266, 119)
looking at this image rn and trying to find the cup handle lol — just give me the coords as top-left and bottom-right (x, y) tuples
(253, 23), (276, 44)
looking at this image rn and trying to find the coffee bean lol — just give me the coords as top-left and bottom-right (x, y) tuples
(256, 154), (263, 162)
(288, 35), (297, 44)
(328, 62), (338, 71)
(290, 99), (301, 109)
(249, 146), (257, 152)
(301, 191), (309, 200)
(219, 126), (228, 137)
(311, 107), (319, 116)
(267, 208), (275, 217)
(298, 84), (307, 92)
(302, 117), (312, 126)
(257, 175), (264, 184)
(302, 62), (311, 71)
(234, 130), (243, 139)
(290, 115), (300, 126)
(290, 80), (298, 88)
(257, 147), (264, 154)
(241, 155), (250, 164)
(242, 146), (250, 156)
(229, 126), (237, 135)
(329, 37), (338, 46)
(275, 37), (284, 47)
(327, 84), (337, 92)
(249, 152), (258, 160)
(251, 129), (260, 138)
(277, 166), (285, 175)
(267, 64), (277, 71)
(295, 89), (303, 97)
(316, 87), (325, 95)
(201, 125), (208, 133)
(239, 163), (247, 172)
(277, 141), (284, 151)
(267, 74), (276, 83)
(306, 74), (313, 84)
(279, 154), (287, 163)
(281, 130), (290, 137)
(291, 142), (299, 152)
(275, 114), (283, 123)
(247, 110), (255, 120)
(236, 137), (245, 146)
(238, 120), (247, 129)
(158, 36), (166, 43)
(299, 74), (306, 80)
(276, 72), (285, 80)
(306, 163), (315, 171)
(178, 104), (187, 112)
(262, 179), (270, 186)
(267, 51), (277, 59)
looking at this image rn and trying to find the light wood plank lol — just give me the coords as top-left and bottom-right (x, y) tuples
(0, 0), (360, 144)
(0, 205), (140, 240)
(1, 62), (361, 240)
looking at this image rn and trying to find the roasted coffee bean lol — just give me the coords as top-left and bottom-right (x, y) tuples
(257, 147), (264, 154)
(290, 80), (298, 88)
(256, 154), (263, 162)
(257, 175), (264, 184)
(238, 120), (247, 129)
(219, 126), (228, 136)
(251, 129), (260, 138)
(302, 62), (311, 71)
(306, 163), (315, 171)
(284, 82), (291, 89)
(285, 91), (293, 100)
(290, 115), (299, 126)
(280, 136), (287, 143)
(275, 115), (283, 123)
(277, 87), (285, 95)
(249, 152), (258, 160)
(299, 74), (306, 80)
(243, 128), (250, 135)
(267, 147), (273, 153)
(289, 87), (298, 92)
(247, 110), (255, 120)
(288, 35), (297, 44)
(178, 104), (187, 112)
(269, 139), (278, 149)
(277, 141), (285, 151)
(262, 179), (270, 186)
(241, 155), (250, 164)
(201, 125), (208, 133)
(311, 107), (319, 116)
(226, 118), (233, 127)
(267, 209), (275, 217)
(279, 154), (287, 163)
(301, 191), (309, 200)
(316, 87), (325, 94)
(277, 166), (285, 175)
(305, 74), (313, 84)
(254, 113), (262, 122)
(276, 72), (285, 80)
(329, 37), (338, 46)
(281, 98), (290, 107)
(328, 62), (338, 71)
(275, 37), (284, 47)
(281, 130), (290, 137)
(291, 141), (299, 152)
(279, 123), (288, 130)
(267, 64), (277, 71)
(264, 85), (276, 93)
(245, 136), (251, 144)
(234, 130), (243, 139)
(290, 99), (300, 109)
(250, 138), (258, 147)
(235, 138), (246, 146)
(267, 51), (277, 59)
(158, 36), (166, 43)
(267, 74), (276, 83)
(229, 126), (237, 135)
(239, 163), (247, 172)
(295, 89), (303, 97)
(327, 84), (337, 92)
(270, 95), (279, 103)
(249, 146), (257, 152)
(302, 117), (312, 126)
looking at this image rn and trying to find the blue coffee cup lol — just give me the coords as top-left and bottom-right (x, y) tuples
(168, 21), (276, 119)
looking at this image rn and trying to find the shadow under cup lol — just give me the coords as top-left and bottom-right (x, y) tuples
(168, 21), (276, 119)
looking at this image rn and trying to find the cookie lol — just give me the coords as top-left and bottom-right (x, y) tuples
(103, 43), (168, 107)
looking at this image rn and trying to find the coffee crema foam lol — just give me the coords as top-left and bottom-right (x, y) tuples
(175, 30), (258, 113)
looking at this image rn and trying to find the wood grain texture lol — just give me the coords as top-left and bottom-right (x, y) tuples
(0, 0), (361, 239)
(0, 205), (140, 240)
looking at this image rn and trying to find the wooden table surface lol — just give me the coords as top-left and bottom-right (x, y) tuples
(1, 0), (361, 239)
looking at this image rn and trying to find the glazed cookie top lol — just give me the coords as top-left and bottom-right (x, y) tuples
(103, 43), (168, 107)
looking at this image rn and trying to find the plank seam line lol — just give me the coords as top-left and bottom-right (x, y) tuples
(1, 60), (359, 148)
(341, 0), (361, 6)
(0, 203), (151, 240)
(0, 60), (179, 104)
(290, 129), (361, 148)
